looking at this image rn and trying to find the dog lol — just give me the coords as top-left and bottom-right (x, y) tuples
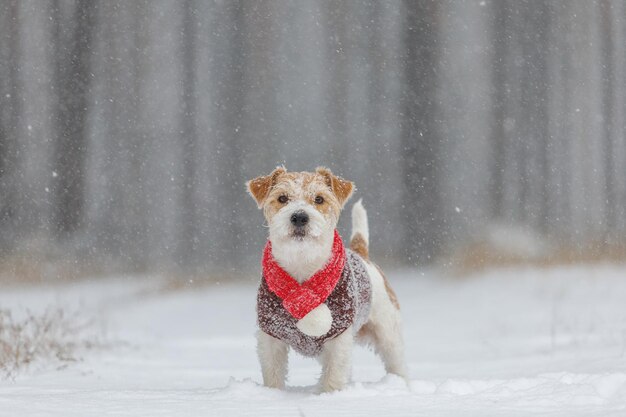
(246, 166), (406, 392)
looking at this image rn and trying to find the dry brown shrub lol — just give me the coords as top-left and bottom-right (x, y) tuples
(0, 251), (87, 286)
(148, 269), (240, 295)
(448, 240), (626, 275)
(0, 308), (96, 378)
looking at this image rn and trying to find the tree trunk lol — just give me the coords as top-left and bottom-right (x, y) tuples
(401, 0), (441, 264)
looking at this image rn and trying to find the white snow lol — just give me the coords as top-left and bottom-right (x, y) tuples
(2, 265), (626, 416)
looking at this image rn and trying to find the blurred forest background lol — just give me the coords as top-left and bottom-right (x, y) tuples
(0, 0), (625, 280)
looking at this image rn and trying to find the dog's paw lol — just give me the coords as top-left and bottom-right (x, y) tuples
(296, 303), (332, 337)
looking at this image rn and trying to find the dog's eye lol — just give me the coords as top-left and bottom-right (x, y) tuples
(278, 195), (289, 204)
(314, 195), (324, 205)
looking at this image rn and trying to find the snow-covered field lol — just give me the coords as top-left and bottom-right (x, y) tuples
(1, 264), (626, 416)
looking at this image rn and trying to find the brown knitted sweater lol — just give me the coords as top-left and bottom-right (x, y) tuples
(257, 249), (372, 357)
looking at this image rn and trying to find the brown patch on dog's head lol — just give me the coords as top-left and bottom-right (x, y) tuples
(315, 167), (354, 208)
(262, 170), (344, 223)
(246, 166), (286, 208)
(247, 167), (355, 236)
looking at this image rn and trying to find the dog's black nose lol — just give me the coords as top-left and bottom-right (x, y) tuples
(290, 211), (309, 227)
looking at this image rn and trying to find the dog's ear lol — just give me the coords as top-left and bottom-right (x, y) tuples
(246, 166), (286, 208)
(315, 166), (354, 207)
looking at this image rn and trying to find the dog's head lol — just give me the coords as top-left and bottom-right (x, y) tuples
(246, 166), (354, 246)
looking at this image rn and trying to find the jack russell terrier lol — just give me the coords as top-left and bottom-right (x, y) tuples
(247, 166), (406, 392)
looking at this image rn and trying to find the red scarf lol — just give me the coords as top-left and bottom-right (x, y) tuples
(262, 230), (346, 320)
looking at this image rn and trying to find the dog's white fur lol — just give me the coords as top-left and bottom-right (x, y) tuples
(351, 199), (369, 243)
(252, 169), (406, 392)
(269, 198), (333, 283)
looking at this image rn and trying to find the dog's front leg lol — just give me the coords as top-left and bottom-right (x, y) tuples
(319, 326), (353, 392)
(257, 330), (289, 389)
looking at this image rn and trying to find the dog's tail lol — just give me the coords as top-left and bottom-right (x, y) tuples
(350, 199), (369, 260)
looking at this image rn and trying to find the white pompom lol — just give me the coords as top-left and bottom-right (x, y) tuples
(296, 303), (332, 337)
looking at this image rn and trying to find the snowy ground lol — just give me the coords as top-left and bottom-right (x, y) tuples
(1, 264), (626, 416)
